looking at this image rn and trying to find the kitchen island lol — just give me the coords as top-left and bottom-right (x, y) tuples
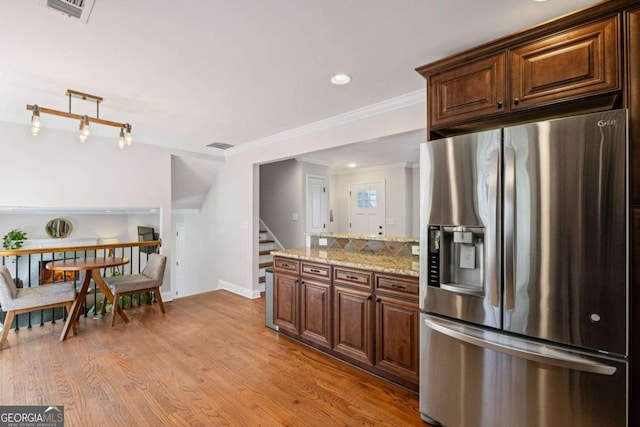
(271, 233), (419, 391)
(270, 247), (418, 278)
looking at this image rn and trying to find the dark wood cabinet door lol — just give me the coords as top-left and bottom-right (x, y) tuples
(510, 17), (620, 111)
(333, 285), (374, 365)
(428, 53), (507, 129)
(629, 9), (640, 204)
(375, 295), (419, 385)
(630, 208), (640, 427)
(273, 273), (299, 335)
(300, 278), (332, 348)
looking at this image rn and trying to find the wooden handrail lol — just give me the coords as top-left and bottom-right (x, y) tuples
(0, 239), (162, 257)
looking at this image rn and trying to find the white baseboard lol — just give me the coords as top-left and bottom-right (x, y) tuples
(218, 279), (262, 299)
(161, 291), (173, 302)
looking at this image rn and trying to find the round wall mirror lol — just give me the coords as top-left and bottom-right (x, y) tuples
(46, 218), (73, 238)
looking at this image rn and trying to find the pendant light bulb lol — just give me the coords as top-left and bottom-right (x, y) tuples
(79, 115), (91, 142)
(118, 127), (126, 149)
(30, 105), (41, 136)
(124, 123), (133, 146)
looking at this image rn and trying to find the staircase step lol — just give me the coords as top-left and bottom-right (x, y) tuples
(259, 261), (272, 269)
(259, 276), (266, 284)
(259, 239), (275, 244)
(259, 250), (272, 256)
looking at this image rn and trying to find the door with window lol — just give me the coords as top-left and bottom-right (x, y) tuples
(349, 181), (385, 235)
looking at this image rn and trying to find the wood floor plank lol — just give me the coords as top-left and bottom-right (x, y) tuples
(0, 290), (428, 426)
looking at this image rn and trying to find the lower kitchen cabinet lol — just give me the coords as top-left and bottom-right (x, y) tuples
(299, 278), (332, 348)
(273, 272), (299, 335)
(375, 294), (420, 385)
(272, 256), (419, 391)
(333, 284), (375, 365)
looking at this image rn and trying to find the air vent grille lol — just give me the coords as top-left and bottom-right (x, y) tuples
(207, 142), (234, 150)
(39, 0), (96, 23)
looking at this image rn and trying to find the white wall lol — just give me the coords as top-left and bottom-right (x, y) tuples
(209, 98), (425, 298)
(259, 159), (330, 248)
(0, 121), (173, 296)
(0, 213), (129, 243)
(331, 163), (416, 237)
(259, 159), (304, 248)
(0, 94), (425, 301)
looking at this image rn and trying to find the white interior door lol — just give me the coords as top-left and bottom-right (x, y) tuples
(349, 181), (386, 235)
(307, 175), (328, 233)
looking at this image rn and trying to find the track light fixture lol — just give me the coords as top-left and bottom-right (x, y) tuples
(27, 89), (133, 148)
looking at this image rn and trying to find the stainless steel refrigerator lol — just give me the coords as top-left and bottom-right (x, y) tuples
(419, 109), (628, 427)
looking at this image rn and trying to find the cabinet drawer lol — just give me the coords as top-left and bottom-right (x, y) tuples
(274, 257), (299, 274)
(301, 261), (331, 280)
(334, 267), (373, 290)
(375, 274), (419, 299)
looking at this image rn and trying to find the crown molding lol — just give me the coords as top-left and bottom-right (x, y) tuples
(332, 161), (417, 175)
(295, 156), (333, 167)
(225, 89), (425, 157)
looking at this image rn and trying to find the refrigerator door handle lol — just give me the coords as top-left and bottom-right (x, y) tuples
(488, 150), (500, 308)
(424, 317), (617, 375)
(504, 146), (515, 310)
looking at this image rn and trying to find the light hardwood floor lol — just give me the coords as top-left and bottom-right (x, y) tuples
(1, 290), (428, 426)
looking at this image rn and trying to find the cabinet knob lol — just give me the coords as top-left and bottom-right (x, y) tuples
(496, 101), (503, 108)
(513, 98), (520, 105)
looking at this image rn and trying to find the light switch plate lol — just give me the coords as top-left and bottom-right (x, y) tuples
(412, 245), (420, 255)
(319, 238), (328, 246)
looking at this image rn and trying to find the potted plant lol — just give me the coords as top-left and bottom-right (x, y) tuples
(2, 228), (28, 250)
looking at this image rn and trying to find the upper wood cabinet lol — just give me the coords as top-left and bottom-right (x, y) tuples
(510, 17), (619, 111)
(422, 15), (621, 133)
(428, 53), (507, 128)
(628, 8), (640, 203)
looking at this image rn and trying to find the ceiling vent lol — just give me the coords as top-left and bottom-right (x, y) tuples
(206, 142), (234, 150)
(39, 0), (96, 23)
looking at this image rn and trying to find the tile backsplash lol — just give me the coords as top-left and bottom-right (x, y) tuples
(308, 235), (418, 257)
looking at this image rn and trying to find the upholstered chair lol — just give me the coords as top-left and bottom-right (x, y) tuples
(104, 254), (167, 326)
(0, 265), (76, 349)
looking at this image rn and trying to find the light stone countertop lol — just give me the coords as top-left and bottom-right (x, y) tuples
(305, 232), (419, 243)
(271, 248), (419, 278)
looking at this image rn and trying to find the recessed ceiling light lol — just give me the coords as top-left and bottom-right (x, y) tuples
(347, 162), (357, 168)
(331, 73), (352, 85)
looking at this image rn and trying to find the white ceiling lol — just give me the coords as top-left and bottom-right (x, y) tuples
(0, 0), (599, 156)
(301, 128), (424, 172)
